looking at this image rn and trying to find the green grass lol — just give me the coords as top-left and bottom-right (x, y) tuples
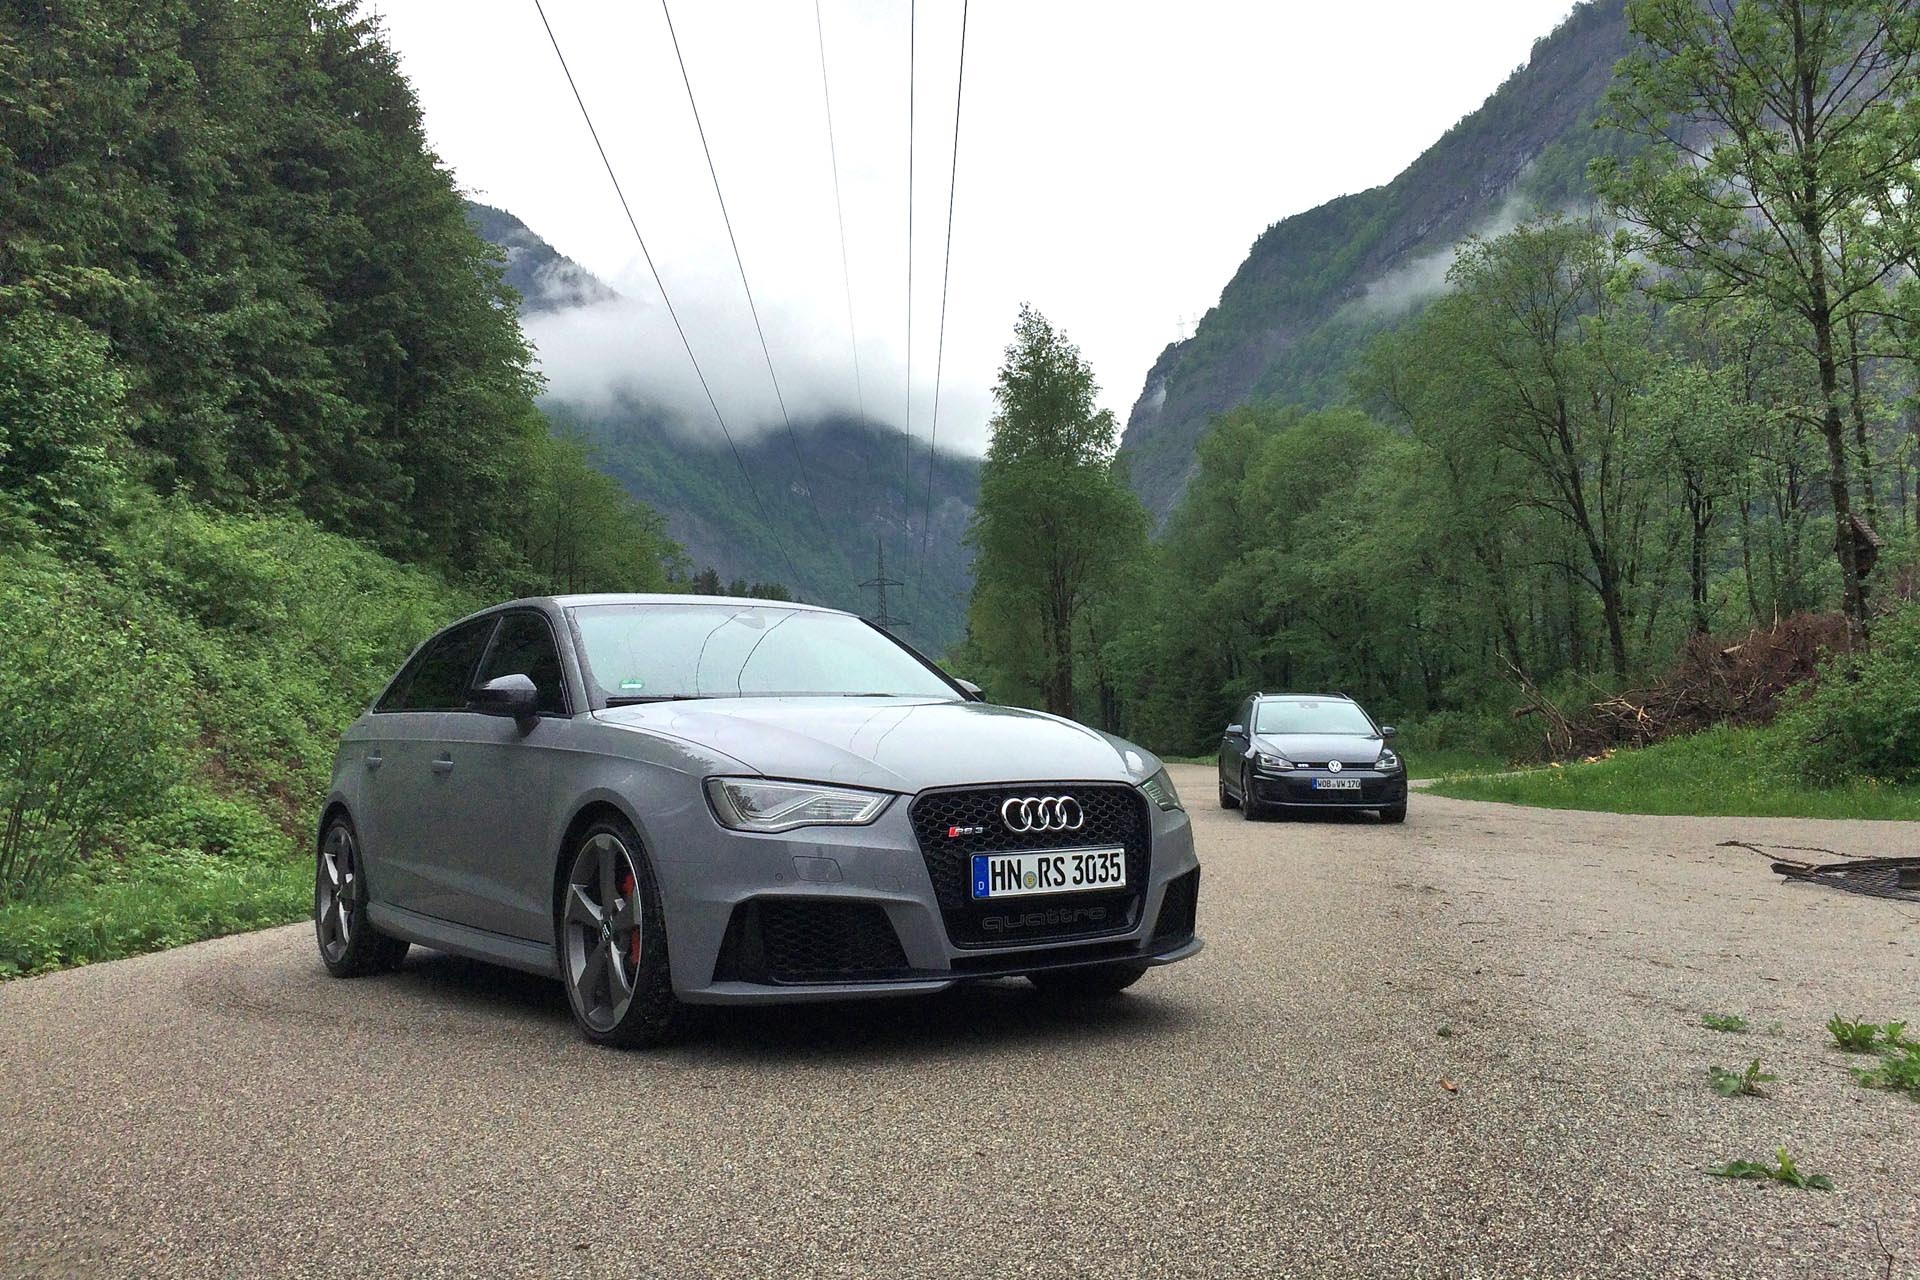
(0, 848), (308, 979)
(1426, 725), (1920, 820)
(1405, 749), (1509, 781)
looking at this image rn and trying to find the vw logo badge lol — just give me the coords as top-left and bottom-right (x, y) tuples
(1327, 760), (1343, 773)
(1000, 795), (1085, 834)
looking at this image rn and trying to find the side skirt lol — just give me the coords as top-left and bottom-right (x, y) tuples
(366, 901), (560, 978)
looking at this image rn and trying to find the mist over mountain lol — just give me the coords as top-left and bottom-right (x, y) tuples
(463, 201), (619, 314)
(1119, 0), (1632, 520)
(466, 201), (980, 653)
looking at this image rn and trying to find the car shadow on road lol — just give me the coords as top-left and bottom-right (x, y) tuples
(388, 952), (1196, 1062)
(672, 981), (1198, 1065)
(387, 952), (575, 1025)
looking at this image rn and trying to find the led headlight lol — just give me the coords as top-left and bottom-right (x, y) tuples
(1254, 751), (1294, 774)
(1140, 766), (1184, 812)
(1378, 748), (1401, 772)
(705, 778), (893, 833)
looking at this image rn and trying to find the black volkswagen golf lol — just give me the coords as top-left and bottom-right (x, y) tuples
(1217, 693), (1408, 822)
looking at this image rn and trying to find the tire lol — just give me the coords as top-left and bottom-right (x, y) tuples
(1240, 765), (1266, 820)
(1218, 769), (1240, 810)
(1380, 802), (1408, 824)
(314, 815), (409, 978)
(556, 816), (679, 1048)
(1028, 962), (1148, 999)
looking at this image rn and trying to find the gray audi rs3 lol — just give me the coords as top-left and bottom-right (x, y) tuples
(315, 594), (1202, 1046)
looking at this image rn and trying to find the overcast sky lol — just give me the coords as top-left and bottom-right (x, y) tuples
(378, 0), (1578, 453)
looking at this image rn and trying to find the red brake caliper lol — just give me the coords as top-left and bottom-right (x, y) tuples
(622, 872), (639, 965)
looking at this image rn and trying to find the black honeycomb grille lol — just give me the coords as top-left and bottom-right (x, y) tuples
(712, 899), (910, 984)
(908, 784), (1150, 947)
(1152, 868), (1199, 944)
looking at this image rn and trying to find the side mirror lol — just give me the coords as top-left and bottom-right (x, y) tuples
(1380, 724), (1398, 739)
(472, 673), (540, 728)
(955, 678), (986, 702)
(1225, 723), (1244, 738)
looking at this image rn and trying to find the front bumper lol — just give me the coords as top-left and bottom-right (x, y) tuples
(1251, 769), (1407, 809)
(647, 791), (1202, 1004)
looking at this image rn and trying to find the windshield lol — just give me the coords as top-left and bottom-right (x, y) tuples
(1255, 699), (1377, 736)
(570, 604), (959, 702)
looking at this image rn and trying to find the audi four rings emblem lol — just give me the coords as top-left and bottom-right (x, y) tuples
(1000, 796), (1084, 833)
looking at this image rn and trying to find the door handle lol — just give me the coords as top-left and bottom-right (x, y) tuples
(431, 754), (455, 775)
(364, 752), (383, 771)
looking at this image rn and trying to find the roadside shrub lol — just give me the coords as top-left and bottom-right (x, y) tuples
(112, 502), (473, 819)
(0, 560), (193, 902)
(1399, 706), (1532, 763)
(136, 784), (287, 863)
(0, 849), (308, 978)
(0, 312), (125, 549)
(1777, 606), (1920, 783)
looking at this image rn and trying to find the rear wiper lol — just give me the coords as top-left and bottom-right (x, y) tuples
(603, 694), (709, 706)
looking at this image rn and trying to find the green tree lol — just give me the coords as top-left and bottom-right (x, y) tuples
(1386, 219), (1659, 680)
(967, 307), (1148, 719)
(1596, 0), (1920, 634)
(0, 312), (123, 546)
(0, 0), (594, 585)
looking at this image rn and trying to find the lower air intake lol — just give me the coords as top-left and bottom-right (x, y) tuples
(712, 898), (910, 984)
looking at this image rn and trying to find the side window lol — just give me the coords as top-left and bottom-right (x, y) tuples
(476, 612), (568, 716)
(375, 648), (426, 713)
(395, 617), (497, 712)
(1240, 699), (1255, 732)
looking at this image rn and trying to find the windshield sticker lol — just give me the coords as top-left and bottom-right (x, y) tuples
(619, 678), (646, 691)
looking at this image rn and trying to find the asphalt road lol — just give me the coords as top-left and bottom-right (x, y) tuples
(4, 765), (1918, 1279)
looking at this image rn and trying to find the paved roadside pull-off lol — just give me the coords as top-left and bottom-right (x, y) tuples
(3, 766), (1917, 1279)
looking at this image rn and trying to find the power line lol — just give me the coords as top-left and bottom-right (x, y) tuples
(659, 0), (827, 540)
(917, 0), (968, 586)
(901, 0), (917, 587)
(813, 0), (867, 432)
(530, 0), (803, 590)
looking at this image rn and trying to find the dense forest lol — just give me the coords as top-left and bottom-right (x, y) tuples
(964, 0), (1920, 787)
(0, 0), (680, 970)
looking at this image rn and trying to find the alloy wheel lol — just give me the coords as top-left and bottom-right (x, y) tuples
(315, 823), (357, 964)
(563, 831), (645, 1033)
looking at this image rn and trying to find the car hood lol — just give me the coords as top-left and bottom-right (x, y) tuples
(594, 696), (1158, 792)
(1254, 732), (1385, 766)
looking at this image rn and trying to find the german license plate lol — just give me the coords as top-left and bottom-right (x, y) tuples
(1313, 777), (1362, 791)
(972, 848), (1126, 899)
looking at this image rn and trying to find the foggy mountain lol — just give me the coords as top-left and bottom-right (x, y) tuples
(467, 202), (980, 654)
(1119, 0), (1633, 520)
(464, 201), (619, 314)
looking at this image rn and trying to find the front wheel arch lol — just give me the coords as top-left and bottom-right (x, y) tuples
(551, 800), (643, 919)
(552, 808), (680, 1047)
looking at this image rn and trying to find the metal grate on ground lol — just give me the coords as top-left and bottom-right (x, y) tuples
(1721, 840), (1920, 905)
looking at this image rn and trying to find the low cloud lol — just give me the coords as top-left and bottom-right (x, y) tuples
(524, 269), (993, 455)
(1347, 191), (1538, 319)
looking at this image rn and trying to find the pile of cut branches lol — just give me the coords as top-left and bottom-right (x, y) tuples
(1505, 614), (1851, 761)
